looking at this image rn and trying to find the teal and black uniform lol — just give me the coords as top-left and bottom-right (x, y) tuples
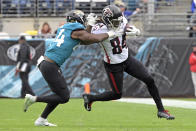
(36, 9), (89, 122)
(37, 22), (85, 111)
(45, 22), (85, 66)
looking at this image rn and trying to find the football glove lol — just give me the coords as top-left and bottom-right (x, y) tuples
(125, 25), (141, 36)
(86, 13), (97, 26)
(107, 28), (124, 38)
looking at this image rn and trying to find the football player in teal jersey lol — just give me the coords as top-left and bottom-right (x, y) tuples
(23, 10), (122, 126)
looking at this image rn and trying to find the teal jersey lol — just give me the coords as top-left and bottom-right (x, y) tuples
(45, 23), (85, 66)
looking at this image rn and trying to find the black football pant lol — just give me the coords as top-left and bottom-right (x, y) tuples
(90, 50), (164, 111)
(37, 60), (70, 119)
(20, 71), (35, 98)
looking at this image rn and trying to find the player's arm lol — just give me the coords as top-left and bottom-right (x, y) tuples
(15, 49), (21, 76)
(86, 25), (93, 33)
(71, 30), (109, 45)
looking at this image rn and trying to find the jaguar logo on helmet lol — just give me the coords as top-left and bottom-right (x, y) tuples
(7, 44), (36, 61)
(66, 10), (86, 25)
(74, 10), (84, 16)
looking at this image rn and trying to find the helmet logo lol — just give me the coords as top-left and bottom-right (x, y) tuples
(103, 8), (113, 18)
(74, 10), (84, 17)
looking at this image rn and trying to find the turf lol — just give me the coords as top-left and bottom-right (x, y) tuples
(0, 99), (196, 131)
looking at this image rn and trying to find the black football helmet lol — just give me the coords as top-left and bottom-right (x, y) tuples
(102, 5), (123, 29)
(66, 10), (86, 25)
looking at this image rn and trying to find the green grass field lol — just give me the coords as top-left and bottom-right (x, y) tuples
(0, 98), (196, 131)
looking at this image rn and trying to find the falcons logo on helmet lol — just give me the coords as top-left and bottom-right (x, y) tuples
(103, 8), (113, 18)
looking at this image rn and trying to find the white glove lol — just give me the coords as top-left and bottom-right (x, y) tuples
(125, 25), (141, 36)
(86, 13), (97, 26)
(107, 28), (124, 38)
(107, 30), (115, 38)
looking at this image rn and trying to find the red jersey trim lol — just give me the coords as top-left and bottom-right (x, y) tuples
(109, 73), (120, 94)
(101, 43), (110, 64)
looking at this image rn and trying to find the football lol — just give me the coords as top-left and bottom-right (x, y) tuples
(125, 24), (141, 36)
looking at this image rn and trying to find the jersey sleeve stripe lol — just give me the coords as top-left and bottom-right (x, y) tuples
(101, 43), (110, 64)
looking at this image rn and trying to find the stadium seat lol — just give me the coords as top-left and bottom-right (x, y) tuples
(19, 0), (35, 16)
(2, 0), (12, 15)
(2, 0), (35, 16)
(75, 0), (109, 15)
(55, 0), (72, 16)
(38, 0), (54, 16)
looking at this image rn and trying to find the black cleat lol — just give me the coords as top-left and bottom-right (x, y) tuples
(82, 94), (92, 111)
(157, 110), (175, 120)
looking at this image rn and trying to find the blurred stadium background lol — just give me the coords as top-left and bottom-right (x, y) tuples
(0, 0), (192, 37)
(0, 0), (196, 98)
(1, 0), (196, 130)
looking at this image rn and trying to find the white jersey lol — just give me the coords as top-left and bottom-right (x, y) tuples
(92, 17), (128, 64)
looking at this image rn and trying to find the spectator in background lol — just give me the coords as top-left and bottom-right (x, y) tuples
(115, 1), (140, 22)
(15, 36), (35, 98)
(40, 22), (52, 38)
(189, 43), (196, 97)
(191, 0), (196, 13)
(187, 0), (196, 29)
(189, 20), (196, 37)
(139, 0), (148, 13)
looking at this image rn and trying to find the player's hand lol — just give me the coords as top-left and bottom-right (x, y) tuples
(107, 29), (124, 38)
(125, 25), (141, 36)
(86, 13), (97, 26)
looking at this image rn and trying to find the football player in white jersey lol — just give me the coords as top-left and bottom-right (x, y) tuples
(82, 5), (175, 120)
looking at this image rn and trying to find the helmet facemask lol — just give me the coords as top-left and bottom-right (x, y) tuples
(102, 5), (123, 30)
(111, 16), (123, 29)
(75, 10), (86, 25)
(66, 10), (86, 26)
(103, 16), (123, 30)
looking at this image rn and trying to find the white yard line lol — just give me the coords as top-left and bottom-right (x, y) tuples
(116, 98), (196, 109)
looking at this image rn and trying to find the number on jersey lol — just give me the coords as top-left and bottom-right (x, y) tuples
(110, 34), (126, 54)
(55, 29), (65, 47)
